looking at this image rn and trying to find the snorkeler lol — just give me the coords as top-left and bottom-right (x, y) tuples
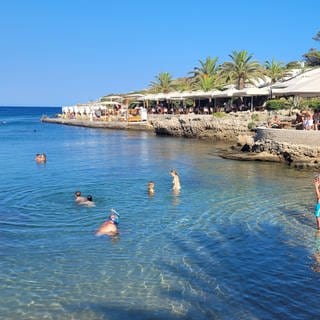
(96, 209), (120, 236)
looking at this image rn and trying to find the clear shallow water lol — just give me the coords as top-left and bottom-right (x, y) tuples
(0, 106), (320, 320)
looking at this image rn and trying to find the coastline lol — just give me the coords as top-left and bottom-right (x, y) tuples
(41, 116), (154, 131)
(42, 112), (320, 169)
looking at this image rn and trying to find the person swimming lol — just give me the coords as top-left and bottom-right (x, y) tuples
(96, 209), (120, 236)
(148, 181), (155, 196)
(74, 191), (87, 203)
(80, 195), (95, 207)
(35, 153), (46, 163)
(170, 169), (181, 193)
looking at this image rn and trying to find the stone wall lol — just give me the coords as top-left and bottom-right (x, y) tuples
(255, 128), (320, 147)
(249, 127), (320, 168)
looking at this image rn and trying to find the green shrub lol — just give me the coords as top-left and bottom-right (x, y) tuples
(301, 98), (320, 111)
(248, 122), (256, 130)
(251, 113), (260, 121)
(212, 111), (225, 118)
(265, 99), (290, 111)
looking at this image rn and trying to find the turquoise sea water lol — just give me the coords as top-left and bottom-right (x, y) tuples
(0, 106), (320, 320)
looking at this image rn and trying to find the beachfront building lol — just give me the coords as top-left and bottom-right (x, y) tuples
(61, 67), (320, 121)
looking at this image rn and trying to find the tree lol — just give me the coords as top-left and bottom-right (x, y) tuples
(219, 50), (265, 89)
(303, 49), (320, 66)
(170, 77), (192, 92)
(303, 31), (320, 66)
(149, 72), (174, 93)
(264, 59), (289, 83)
(189, 56), (219, 79)
(313, 31), (320, 41)
(193, 75), (217, 91)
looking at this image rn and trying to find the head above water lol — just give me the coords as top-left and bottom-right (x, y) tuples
(75, 191), (81, 197)
(35, 153), (46, 162)
(87, 195), (93, 201)
(170, 169), (179, 176)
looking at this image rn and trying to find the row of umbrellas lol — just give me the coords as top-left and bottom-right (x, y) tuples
(128, 87), (270, 102)
(62, 68), (320, 113)
(126, 67), (320, 101)
(62, 101), (123, 114)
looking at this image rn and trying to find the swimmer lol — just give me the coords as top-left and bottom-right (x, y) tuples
(148, 181), (155, 196)
(170, 169), (181, 193)
(96, 209), (120, 236)
(35, 153), (46, 163)
(74, 191), (87, 203)
(79, 195), (95, 207)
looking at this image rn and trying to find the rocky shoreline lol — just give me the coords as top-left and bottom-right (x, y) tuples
(149, 113), (320, 169)
(43, 112), (320, 170)
(149, 113), (259, 141)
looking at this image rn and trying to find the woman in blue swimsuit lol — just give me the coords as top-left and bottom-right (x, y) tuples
(314, 176), (320, 230)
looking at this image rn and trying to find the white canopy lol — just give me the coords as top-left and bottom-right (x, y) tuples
(272, 68), (320, 97)
(100, 101), (122, 107)
(236, 87), (270, 97)
(141, 93), (169, 101)
(172, 90), (222, 99)
(214, 87), (240, 98)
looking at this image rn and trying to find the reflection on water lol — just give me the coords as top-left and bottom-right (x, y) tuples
(0, 107), (320, 319)
(311, 231), (320, 272)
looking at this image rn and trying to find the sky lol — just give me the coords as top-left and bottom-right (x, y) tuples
(0, 0), (319, 106)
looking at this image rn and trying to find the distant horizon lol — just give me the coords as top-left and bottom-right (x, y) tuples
(1, 0), (319, 106)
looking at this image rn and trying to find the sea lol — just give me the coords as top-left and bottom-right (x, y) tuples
(0, 106), (319, 320)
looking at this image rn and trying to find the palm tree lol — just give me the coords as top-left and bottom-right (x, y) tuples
(149, 72), (174, 93)
(264, 59), (289, 83)
(190, 56), (219, 79)
(193, 75), (217, 91)
(219, 50), (265, 89)
(172, 77), (193, 92)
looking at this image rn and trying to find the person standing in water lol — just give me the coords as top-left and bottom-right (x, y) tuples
(148, 181), (155, 196)
(314, 175), (320, 230)
(170, 169), (181, 193)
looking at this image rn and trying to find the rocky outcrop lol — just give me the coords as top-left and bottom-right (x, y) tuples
(149, 112), (269, 142)
(227, 127), (320, 169)
(149, 113), (320, 169)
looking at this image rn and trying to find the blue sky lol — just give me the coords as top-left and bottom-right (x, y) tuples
(1, 0), (319, 106)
